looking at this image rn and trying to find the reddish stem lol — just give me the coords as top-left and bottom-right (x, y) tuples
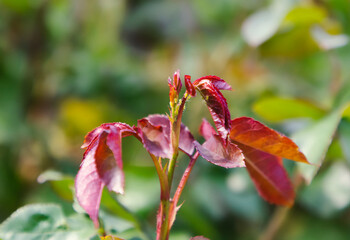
(168, 151), (200, 229)
(173, 151), (199, 206)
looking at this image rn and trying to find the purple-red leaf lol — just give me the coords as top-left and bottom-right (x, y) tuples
(138, 114), (195, 157)
(235, 142), (295, 206)
(199, 118), (217, 141)
(229, 117), (309, 163)
(196, 119), (244, 168)
(184, 75), (196, 97)
(75, 139), (104, 227)
(137, 118), (172, 159)
(193, 77), (232, 138)
(76, 122), (138, 227)
(194, 134), (245, 168)
(195, 75), (232, 90)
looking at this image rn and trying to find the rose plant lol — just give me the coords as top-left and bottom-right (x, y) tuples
(75, 71), (309, 240)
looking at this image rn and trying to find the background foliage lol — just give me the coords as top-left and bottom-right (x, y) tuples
(0, 0), (350, 239)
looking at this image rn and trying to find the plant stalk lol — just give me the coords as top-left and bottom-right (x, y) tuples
(157, 96), (188, 240)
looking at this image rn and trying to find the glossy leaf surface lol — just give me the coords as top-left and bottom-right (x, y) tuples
(230, 117), (308, 163)
(193, 77), (232, 137)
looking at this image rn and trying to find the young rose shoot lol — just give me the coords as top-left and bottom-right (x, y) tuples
(75, 71), (308, 240)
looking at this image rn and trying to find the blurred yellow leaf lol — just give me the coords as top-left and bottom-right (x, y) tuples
(283, 5), (327, 26)
(100, 235), (125, 240)
(343, 104), (350, 120)
(60, 98), (106, 137)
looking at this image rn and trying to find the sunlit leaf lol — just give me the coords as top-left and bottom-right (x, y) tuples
(294, 109), (343, 184)
(253, 97), (325, 122)
(76, 141), (104, 227)
(184, 75), (196, 97)
(230, 117), (308, 163)
(193, 77), (232, 138)
(76, 123), (139, 226)
(235, 143), (295, 206)
(194, 135), (245, 168)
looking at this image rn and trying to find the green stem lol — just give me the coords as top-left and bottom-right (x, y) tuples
(159, 197), (170, 240)
(167, 96), (187, 189)
(157, 95), (188, 240)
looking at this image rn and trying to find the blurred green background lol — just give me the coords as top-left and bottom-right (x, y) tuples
(1, 0), (350, 239)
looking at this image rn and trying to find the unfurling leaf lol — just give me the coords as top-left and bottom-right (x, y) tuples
(193, 76), (232, 138)
(138, 114), (195, 158)
(76, 123), (139, 227)
(230, 117), (308, 163)
(168, 70), (182, 103)
(184, 75), (196, 97)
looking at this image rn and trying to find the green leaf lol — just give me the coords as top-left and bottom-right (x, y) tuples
(0, 204), (65, 240)
(339, 119), (350, 164)
(294, 108), (343, 184)
(299, 162), (350, 217)
(0, 204), (98, 240)
(38, 170), (75, 201)
(253, 97), (325, 122)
